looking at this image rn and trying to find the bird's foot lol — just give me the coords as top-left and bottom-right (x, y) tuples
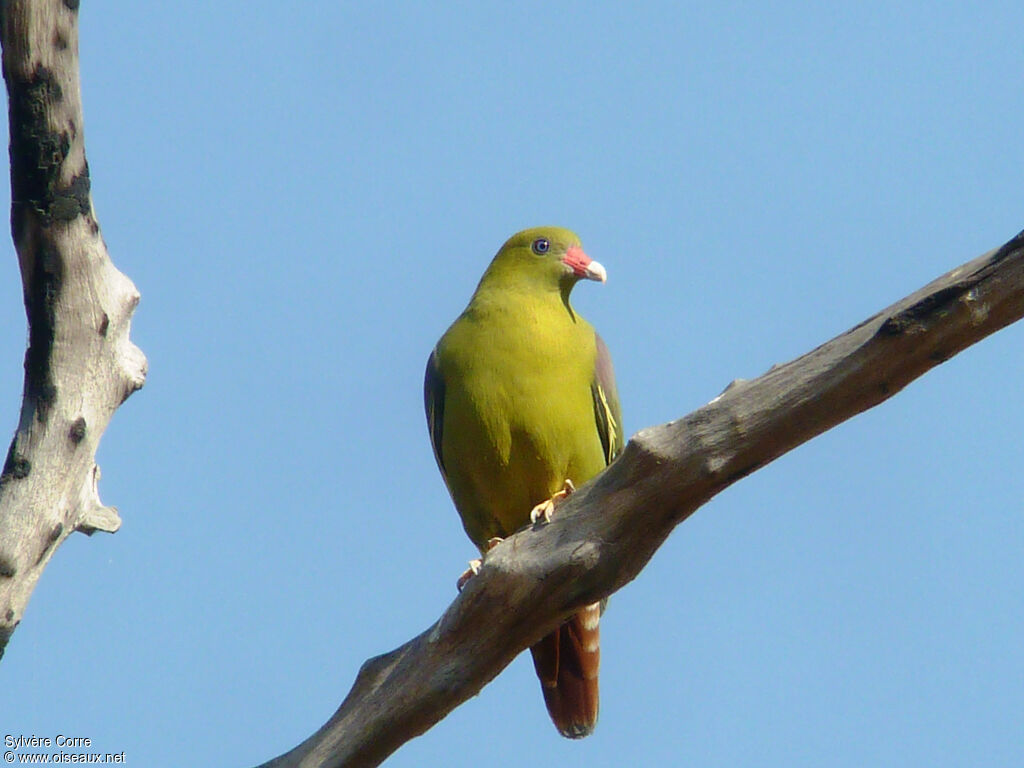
(456, 560), (481, 591)
(455, 537), (504, 591)
(530, 479), (576, 525)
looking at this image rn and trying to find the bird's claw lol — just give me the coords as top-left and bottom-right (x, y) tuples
(456, 559), (482, 591)
(530, 479), (576, 525)
(455, 537), (505, 591)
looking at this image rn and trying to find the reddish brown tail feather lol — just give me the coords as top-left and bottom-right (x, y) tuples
(529, 602), (601, 738)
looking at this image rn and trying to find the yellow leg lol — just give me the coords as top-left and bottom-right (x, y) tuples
(455, 537), (505, 591)
(529, 479), (576, 525)
(456, 559), (481, 591)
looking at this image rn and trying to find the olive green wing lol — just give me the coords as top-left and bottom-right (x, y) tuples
(591, 332), (624, 466)
(423, 348), (448, 484)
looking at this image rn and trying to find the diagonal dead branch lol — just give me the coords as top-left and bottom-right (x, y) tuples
(258, 230), (1024, 767)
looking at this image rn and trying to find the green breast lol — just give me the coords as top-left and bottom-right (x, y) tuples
(437, 295), (604, 550)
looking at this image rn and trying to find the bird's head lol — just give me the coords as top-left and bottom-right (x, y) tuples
(481, 226), (607, 295)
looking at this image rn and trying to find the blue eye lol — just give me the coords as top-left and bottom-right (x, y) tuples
(531, 238), (550, 254)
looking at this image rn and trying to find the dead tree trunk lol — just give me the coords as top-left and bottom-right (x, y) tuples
(0, 0), (145, 657)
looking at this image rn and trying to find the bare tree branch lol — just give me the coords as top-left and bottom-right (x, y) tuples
(258, 230), (1024, 768)
(0, 0), (146, 658)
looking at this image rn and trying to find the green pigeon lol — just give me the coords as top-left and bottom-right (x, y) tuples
(424, 226), (623, 738)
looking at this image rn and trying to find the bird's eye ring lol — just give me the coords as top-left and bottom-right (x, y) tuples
(531, 238), (550, 255)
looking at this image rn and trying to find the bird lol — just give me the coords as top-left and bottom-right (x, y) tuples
(424, 225), (623, 738)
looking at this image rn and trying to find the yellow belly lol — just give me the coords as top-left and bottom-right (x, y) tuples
(437, 307), (604, 550)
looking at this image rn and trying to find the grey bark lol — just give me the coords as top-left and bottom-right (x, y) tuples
(257, 230), (1024, 768)
(0, 1), (146, 657)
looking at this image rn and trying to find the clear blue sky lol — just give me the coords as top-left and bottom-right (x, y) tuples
(2, 2), (1022, 766)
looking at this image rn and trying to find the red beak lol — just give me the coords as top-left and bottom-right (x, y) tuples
(562, 245), (607, 282)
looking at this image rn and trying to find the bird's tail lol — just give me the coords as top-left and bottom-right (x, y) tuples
(529, 601), (601, 738)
